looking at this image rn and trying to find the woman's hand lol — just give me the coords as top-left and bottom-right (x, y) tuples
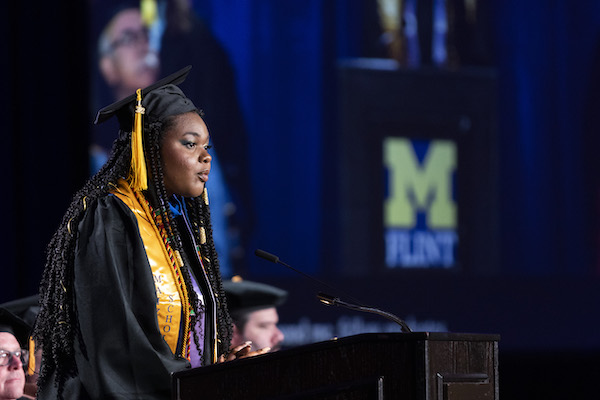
(218, 341), (271, 363)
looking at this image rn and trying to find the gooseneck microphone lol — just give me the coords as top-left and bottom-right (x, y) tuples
(317, 292), (412, 333)
(254, 249), (362, 304)
(254, 249), (412, 333)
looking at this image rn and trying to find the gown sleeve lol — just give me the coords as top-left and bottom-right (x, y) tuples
(70, 195), (190, 399)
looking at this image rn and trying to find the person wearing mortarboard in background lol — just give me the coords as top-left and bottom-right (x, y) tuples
(0, 307), (34, 400)
(223, 277), (288, 352)
(0, 297), (40, 400)
(33, 66), (268, 400)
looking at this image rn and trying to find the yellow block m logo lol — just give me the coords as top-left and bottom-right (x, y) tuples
(384, 138), (456, 229)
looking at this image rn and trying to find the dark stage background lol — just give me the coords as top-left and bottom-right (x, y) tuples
(3, 1), (600, 398)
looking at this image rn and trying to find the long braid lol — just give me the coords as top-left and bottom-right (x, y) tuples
(188, 197), (233, 355)
(34, 135), (131, 394)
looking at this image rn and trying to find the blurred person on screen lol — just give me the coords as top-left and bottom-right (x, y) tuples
(90, 2), (160, 172)
(97, 5), (159, 102)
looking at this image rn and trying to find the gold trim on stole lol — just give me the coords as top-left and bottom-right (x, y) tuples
(111, 179), (189, 356)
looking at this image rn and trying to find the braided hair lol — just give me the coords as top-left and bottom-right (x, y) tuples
(33, 112), (232, 395)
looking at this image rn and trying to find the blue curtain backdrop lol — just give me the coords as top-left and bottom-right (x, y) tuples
(193, 0), (330, 276)
(494, 1), (600, 277)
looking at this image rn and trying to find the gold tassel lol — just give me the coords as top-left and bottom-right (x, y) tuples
(27, 338), (35, 376)
(130, 89), (148, 191)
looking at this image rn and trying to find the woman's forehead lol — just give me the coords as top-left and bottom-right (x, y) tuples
(171, 113), (209, 135)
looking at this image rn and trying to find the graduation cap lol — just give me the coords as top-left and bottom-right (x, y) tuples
(94, 64), (195, 127)
(0, 307), (31, 349)
(223, 277), (288, 315)
(94, 65), (197, 191)
(0, 295), (39, 327)
(0, 307), (36, 374)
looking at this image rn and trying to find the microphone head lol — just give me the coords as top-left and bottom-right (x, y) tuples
(254, 249), (280, 264)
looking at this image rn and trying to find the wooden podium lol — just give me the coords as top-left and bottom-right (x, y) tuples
(172, 332), (499, 400)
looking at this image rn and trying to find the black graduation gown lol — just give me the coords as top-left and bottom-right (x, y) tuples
(38, 195), (194, 399)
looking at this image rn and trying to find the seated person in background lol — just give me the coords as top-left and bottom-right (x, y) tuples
(0, 297), (39, 400)
(223, 277), (287, 352)
(0, 308), (32, 400)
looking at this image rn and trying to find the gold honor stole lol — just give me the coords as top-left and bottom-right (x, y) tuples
(111, 179), (190, 357)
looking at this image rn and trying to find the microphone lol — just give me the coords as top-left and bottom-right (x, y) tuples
(254, 249), (279, 264)
(254, 249), (363, 305)
(254, 249), (412, 333)
(317, 292), (412, 333)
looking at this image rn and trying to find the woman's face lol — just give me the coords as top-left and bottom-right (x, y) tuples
(161, 112), (212, 198)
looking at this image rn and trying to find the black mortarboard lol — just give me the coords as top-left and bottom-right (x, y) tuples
(223, 278), (288, 315)
(94, 65), (196, 129)
(0, 307), (31, 348)
(0, 295), (39, 327)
